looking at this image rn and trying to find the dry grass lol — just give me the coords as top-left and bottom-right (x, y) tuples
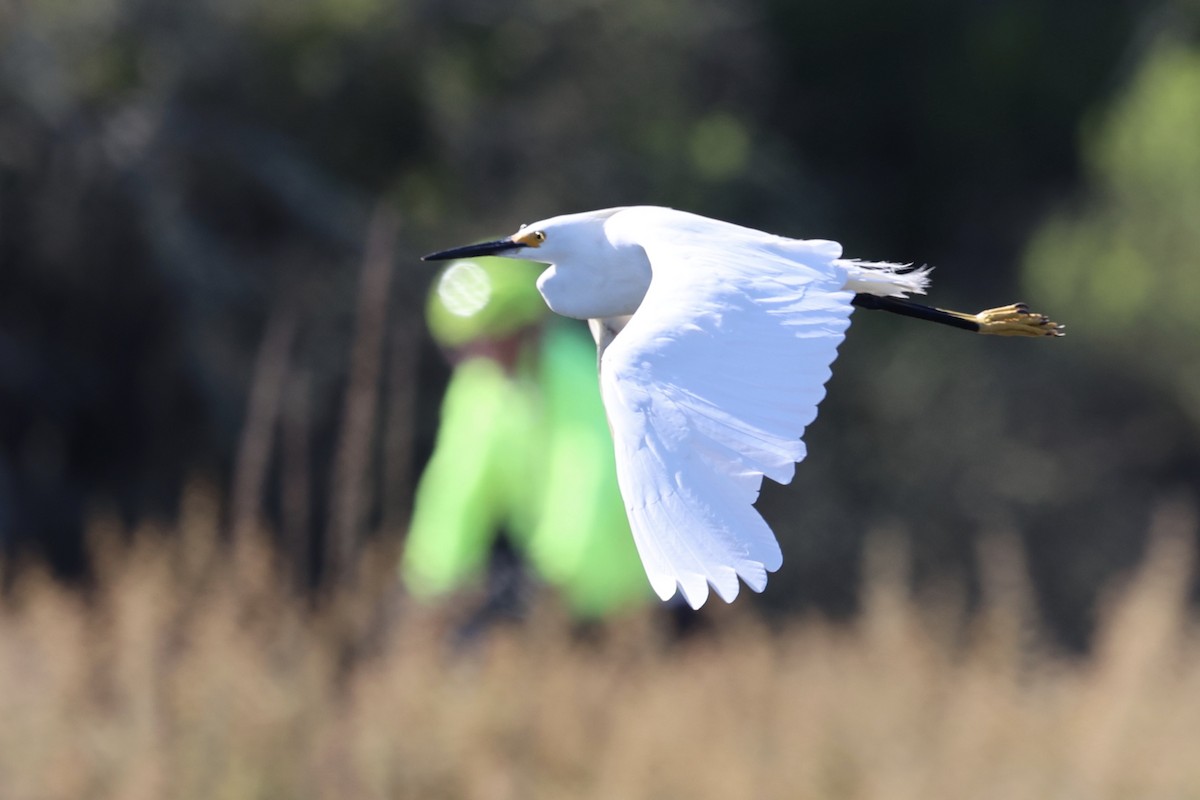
(2, 490), (1198, 800)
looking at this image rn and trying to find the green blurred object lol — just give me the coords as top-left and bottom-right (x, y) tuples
(524, 326), (650, 615)
(406, 275), (650, 615)
(1024, 39), (1200, 347)
(425, 257), (548, 347)
(402, 355), (536, 596)
(1023, 38), (1200, 419)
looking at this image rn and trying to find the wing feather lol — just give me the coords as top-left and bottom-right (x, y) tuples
(599, 208), (855, 608)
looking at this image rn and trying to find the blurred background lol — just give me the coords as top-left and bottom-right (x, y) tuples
(2, 0), (1200, 795)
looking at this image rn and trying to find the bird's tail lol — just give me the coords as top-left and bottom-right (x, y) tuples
(836, 260), (933, 298)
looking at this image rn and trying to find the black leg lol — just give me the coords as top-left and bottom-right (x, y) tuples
(851, 294), (1064, 337)
(852, 294), (980, 332)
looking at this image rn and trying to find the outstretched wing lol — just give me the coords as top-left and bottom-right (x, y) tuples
(599, 208), (855, 608)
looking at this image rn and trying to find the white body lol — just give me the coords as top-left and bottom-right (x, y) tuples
(506, 206), (930, 608)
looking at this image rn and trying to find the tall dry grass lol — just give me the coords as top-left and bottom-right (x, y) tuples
(1, 488), (1198, 800)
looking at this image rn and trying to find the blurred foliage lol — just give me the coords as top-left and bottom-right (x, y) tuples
(1, 508), (1199, 798)
(1, 0), (1197, 647)
(1024, 35), (1200, 420)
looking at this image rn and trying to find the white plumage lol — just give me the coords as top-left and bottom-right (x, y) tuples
(597, 209), (868, 607)
(425, 206), (951, 608)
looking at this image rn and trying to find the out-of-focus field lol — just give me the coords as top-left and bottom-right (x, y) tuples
(2, 492), (1198, 800)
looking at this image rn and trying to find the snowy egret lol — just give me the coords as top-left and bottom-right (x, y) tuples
(424, 206), (1062, 609)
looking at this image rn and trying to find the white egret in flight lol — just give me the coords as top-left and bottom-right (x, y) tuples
(424, 207), (1061, 609)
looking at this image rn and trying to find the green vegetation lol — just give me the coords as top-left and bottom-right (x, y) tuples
(1024, 37), (1200, 420)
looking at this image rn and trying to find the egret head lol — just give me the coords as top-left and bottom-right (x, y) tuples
(423, 208), (619, 263)
(423, 208), (651, 320)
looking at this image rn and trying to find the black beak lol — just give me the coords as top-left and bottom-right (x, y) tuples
(422, 238), (523, 261)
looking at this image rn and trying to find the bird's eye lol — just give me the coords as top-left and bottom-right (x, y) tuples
(514, 228), (546, 248)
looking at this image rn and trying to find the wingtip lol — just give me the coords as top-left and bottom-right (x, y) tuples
(651, 575), (684, 604)
(677, 579), (711, 610)
(670, 572), (753, 609)
(648, 559), (781, 609)
(739, 562), (770, 594)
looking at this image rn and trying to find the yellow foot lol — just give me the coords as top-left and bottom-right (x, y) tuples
(973, 303), (1064, 337)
